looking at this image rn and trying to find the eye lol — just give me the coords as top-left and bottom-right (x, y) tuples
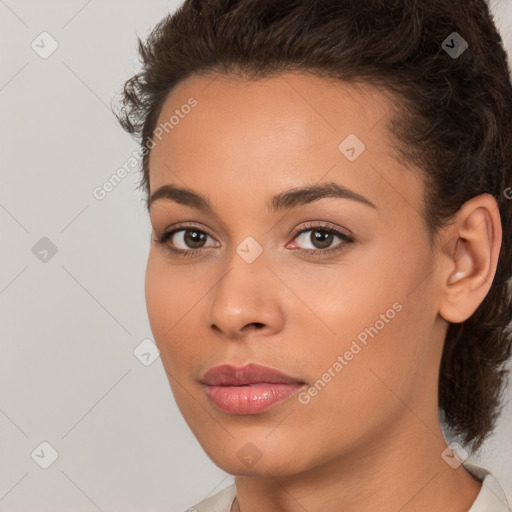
(153, 224), (218, 258)
(289, 222), (354, 256)
(153, 221), (354, 259)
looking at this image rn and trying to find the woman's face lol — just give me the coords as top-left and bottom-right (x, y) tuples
(145, 72), (447, 476)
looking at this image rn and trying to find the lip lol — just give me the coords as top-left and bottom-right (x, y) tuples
(201, 363), (306, 415)
(201, 363), (305, 386)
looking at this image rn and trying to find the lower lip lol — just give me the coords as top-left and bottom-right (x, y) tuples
(204, 382), (305, 414)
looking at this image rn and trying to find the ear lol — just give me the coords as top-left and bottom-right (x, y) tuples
(438, 193), (502, 323)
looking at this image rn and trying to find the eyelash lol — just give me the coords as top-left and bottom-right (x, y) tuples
(153, 221), (355, 260)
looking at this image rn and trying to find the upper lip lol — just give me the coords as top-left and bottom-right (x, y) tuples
(201, 363), (305, 386)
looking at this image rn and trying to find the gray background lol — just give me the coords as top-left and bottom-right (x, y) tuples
(1, 1), (511, 511)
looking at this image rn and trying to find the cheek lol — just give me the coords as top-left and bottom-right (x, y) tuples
(283, 245), (408, 348)
(144, 254), (192, 356)
(144, 252), (212, 378)
(287, 298), (429, 454)
(293, 239), (436, 397)
(145, 255), (171, 340)
(145, 252), (200, 333)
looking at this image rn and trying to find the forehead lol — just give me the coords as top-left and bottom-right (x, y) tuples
(151, 71), (395, 162)
(148, 71), (423, 218)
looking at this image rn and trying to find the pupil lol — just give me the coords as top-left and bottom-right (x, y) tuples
(312, 230), (332, 249)
(186, 230), (206, 248)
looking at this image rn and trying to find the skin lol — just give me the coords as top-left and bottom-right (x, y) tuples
(145, 72), (502, 512)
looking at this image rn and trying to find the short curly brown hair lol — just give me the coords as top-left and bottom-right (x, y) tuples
(112, 0), (512, 454)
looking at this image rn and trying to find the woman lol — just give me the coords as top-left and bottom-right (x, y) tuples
(113, 0), (512, 510)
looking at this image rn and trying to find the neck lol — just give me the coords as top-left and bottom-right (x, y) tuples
(231, 414), (482, 512)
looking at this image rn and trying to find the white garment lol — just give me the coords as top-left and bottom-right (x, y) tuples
(185, 459), (511, 512)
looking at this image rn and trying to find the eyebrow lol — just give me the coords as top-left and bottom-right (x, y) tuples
(147, 181), (377, 213)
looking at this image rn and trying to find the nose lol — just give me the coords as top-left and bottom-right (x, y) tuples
(207, 260), (285, 340)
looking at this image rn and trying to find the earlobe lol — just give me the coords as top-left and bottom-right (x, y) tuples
(438, 194), (502, 324)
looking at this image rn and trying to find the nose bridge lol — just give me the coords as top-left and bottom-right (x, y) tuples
(213, 239), (269, 310)
(207, 239), (284, 336)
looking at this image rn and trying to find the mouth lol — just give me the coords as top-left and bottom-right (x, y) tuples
(203, 381), (306, 415)
(200, 362), (306, 414)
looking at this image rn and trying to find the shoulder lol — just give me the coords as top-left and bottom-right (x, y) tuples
(462, 459), (512, 512)
(184, 483), (237, 512)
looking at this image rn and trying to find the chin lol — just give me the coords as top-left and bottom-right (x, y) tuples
(201, 441), (307, 477)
